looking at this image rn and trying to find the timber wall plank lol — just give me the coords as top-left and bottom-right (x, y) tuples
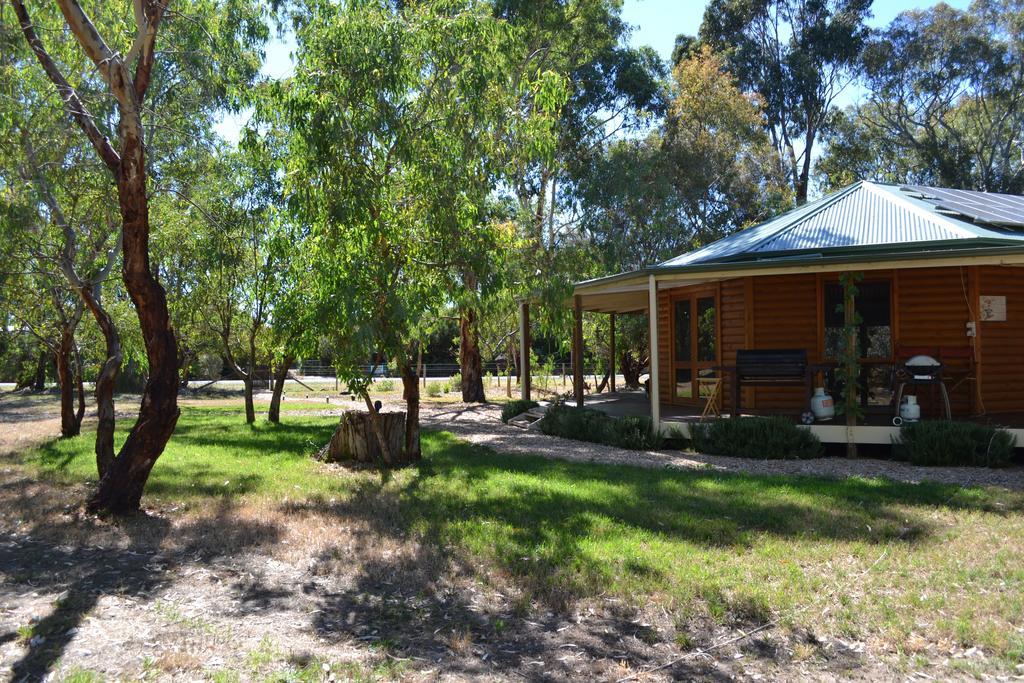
(896, 267), (973, 416)
(752, 274), (819, 412)
(978, 266), (1024, 414)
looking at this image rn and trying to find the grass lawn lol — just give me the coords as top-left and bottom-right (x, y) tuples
(21, 406), (1024, 676)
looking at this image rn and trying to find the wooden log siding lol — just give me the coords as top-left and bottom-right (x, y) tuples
(719, 278), (747, 413)
(752, 274), (819, 413)
(979, 266), (1024, 414)
(895, 267), (973, 416)
(652, 265), (1024, 420)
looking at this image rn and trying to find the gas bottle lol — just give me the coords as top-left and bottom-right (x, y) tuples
(899, 395), (921, 423)
(810, 387), (835, 421)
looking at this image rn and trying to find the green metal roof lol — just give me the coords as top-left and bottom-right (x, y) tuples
(576, 182), (1024, 290)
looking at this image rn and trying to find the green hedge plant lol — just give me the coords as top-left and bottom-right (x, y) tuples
(893, 421), (1016, 467)
(538, 403), (664, 450)
(501, 399), (539, 423)
(689, 416), (823, 459)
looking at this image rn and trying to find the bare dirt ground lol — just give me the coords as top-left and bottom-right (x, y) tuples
(0, 391), (998, 681)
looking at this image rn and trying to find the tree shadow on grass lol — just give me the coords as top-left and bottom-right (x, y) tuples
(282, 430), (1023, 678)
(0, 474), (282, 682)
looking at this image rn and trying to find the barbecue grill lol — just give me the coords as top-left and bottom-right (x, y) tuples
(894, 355), (951, 420)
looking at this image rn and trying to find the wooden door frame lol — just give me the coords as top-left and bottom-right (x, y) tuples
(668, 284), (721, 407)
(816, 272), (897, 413)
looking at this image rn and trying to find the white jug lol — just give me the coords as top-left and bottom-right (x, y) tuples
(900, 395), (921, 423)
(810, 387), (835, 420)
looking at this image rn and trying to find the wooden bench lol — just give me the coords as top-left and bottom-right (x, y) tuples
(732, 349), (810, 417)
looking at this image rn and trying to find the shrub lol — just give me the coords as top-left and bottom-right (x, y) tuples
(447, 372), (462, 394)
(374, 378), (395, 392)
(893, 421), (1016, 467)
(425, 382), (442, 397)
(688, 416), (823, 459)
(501, 399), (539, 423)
(539, 402), (664, 450)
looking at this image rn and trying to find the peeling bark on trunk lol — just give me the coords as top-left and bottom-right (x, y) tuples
(268, 354), (293, 424)
(87, 123), (180, 514)
(400, 359), (421, 460)
(459, 300), (485, 402)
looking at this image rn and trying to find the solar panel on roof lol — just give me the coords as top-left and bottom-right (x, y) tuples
(902, 185), (1024, 228)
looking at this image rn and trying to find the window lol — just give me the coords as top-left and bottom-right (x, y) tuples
(697, 296), (716, 362)
(674, 300), (691, 361)
(824, 280), (893, 408)
(824, 281), (892, 360)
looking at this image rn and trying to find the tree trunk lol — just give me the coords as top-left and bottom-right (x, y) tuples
(595, 371), (610, 394)
(243, 375), (255, 424)
(56, 326), (80, 437)
(80, 285), (122, 480)
(32, 349), (47, 391)
(400, 359), (421, 460)
(323, 410), (408, 465)
(361, 390), (394, 466)
(87, 122), (180, 514)
(621, 350), (642, 389)
(459, 291), (485, 403)
(268, 354), (293, 424)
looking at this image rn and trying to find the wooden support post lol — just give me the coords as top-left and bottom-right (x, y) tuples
(609, 313), (616, 393)
(519, 300), (531, 401)
(648, 275), (661, 429)
(573, 294), (584, 407)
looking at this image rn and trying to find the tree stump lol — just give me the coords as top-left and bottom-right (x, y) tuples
(322, 410), (409, 465)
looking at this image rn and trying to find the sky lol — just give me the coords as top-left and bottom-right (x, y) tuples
(215, 0), (973, 141)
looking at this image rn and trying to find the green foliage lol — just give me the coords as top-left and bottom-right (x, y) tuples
(425, 382), (443, 398)
(697, 0), (872, 203)
(893, 421), (1017, 468)
(501, 399), (539, 423)
(689, 417), (824, 460)
(856, 0), (1024, 194)
(539, 402), (664, 450)
(834, 272), (864, 421)
(374, 378), (395, 393)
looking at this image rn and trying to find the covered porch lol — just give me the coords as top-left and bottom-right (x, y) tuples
(515, 259), (1024, 447)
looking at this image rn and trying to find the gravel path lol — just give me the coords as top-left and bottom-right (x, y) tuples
(420, 402), (1024, 490)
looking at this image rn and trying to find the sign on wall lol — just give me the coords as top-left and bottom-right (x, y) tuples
(980, 295), (1007, 321)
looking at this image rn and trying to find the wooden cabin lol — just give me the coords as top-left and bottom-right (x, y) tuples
(520, 182), (1024, 444)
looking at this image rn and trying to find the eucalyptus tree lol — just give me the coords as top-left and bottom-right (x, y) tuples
(0, 246), (87, 436)
(695, 0), (872, 205)
(849, 0), (1024, 194)
(195, 146), (289, 424)
(277, 0), (566, 460)
(8, 0), (266, 512)
(0, 34), (122, 444)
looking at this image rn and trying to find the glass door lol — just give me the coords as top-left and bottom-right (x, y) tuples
(672, 293), (718, 405)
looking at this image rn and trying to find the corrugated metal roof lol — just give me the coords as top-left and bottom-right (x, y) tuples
(656, 181), (1024, 269)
